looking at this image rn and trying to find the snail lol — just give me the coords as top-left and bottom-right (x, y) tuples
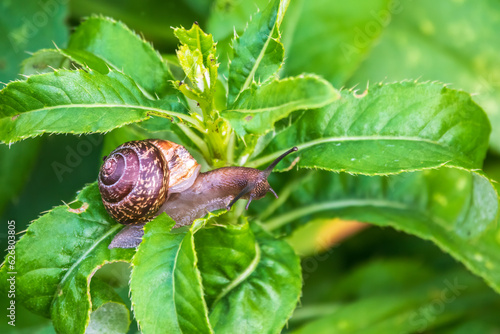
(98, 139), (298, 248)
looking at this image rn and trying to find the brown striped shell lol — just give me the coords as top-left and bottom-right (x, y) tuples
(98, 140), (200, 224)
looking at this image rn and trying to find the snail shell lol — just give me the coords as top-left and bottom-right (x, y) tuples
(98, 140), (200, 224)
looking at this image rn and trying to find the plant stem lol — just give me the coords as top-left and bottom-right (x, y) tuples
(226, 131), (235, 165)
(147, 107), (205, 133)
(176, 123), (211, 161)
(264, 199), (410, 232)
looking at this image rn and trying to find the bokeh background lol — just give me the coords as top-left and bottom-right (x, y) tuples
(1, 0), (500, 333)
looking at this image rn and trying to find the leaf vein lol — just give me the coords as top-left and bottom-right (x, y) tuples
(52, 224), (121, 305)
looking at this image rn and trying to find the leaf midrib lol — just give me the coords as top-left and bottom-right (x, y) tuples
(264, 199), (415, 231)
(238, 34), (273, 99)
(210, 240), (261, 307)
(224, 94), (334, 114)
(53, 224), (122, 301)
(1, 103), (202, 131)
(231, 17), (278, 104)
(247, 136), (459, 168)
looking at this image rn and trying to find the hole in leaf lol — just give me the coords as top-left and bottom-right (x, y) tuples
(93, 262), (132, 288)
(68, 201), (89, 214)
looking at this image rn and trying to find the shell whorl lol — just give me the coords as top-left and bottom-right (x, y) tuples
(98, 140), (169, 224)
(148, 139), (201, 193)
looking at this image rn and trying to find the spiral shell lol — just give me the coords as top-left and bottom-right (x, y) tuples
(147, 139), (200, 193)
(98, 140), (200, 224)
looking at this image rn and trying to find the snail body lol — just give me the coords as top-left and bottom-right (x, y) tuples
(98, 139), (297, 248)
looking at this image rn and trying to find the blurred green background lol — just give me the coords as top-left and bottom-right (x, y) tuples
(1, 0), (500, 333)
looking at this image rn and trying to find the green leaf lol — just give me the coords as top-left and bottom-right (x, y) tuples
(173, 23), (218, 97)
(130, 214), (213, 334)
(207, 0), (273, 82)
(21, 48), (111, 76)
(345, 0), (500, 153)
(222, 74), (339, 136)
(0, 69), (196, 144)
(21, 48), (115, 81)
(227, 0), (289, 106)
(68, 16), (174, 96)
(252, 38), (284, 85)
(0, 183), (134, 334)
(208, 223), (302, 334)
(194, 222), (259, 308)
(282, 0), (391, 87)
(58, 49), (111, 75)
(20, 49), (71, 76)
(260, 167), (500, 292)
(251, 82), (490, 174)
(0, 0), (68, 82)
(86, 279), (130, 334)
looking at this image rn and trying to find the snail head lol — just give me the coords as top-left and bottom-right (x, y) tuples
(226, 147), (298, 210)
